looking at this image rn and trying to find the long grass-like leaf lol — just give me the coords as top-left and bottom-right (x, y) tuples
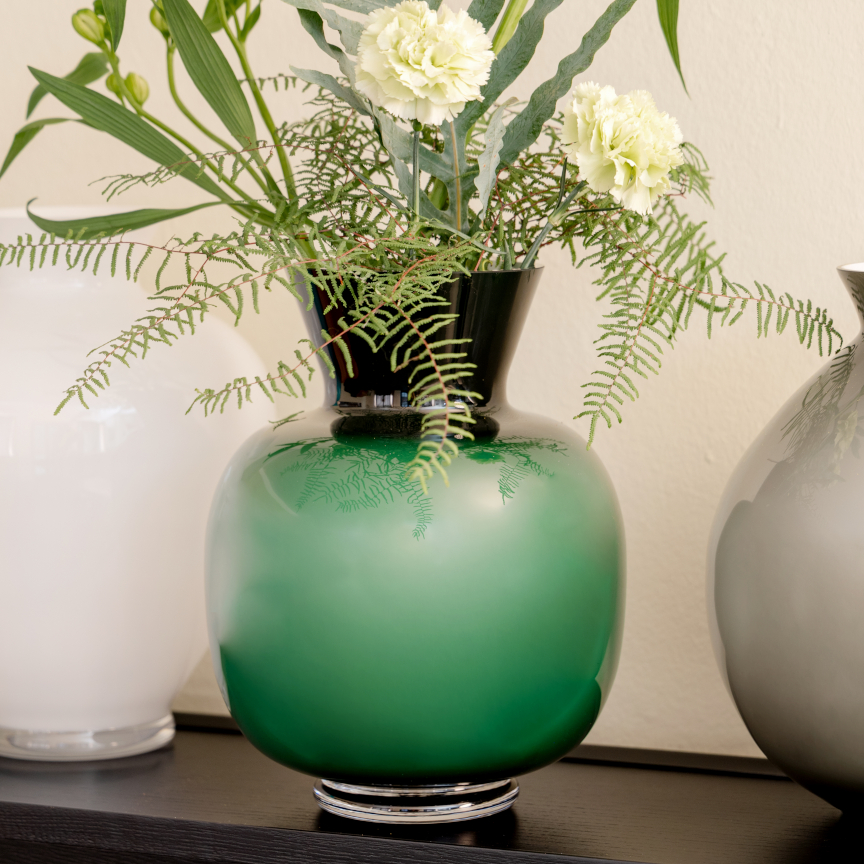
(162, 0), (257, 144)
(26, 52), (108, 118)
(102, 0), (127, 51)
(0, 118), (71, 180)
(26, 201), (222, 241)
(656, 0), (687, 92)
(28, 68), (226, 198)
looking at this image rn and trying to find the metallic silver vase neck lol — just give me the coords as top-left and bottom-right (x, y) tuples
(836, 263), (864, 330)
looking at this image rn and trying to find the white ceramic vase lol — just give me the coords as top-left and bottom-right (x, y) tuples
(0, 209), (272, 760)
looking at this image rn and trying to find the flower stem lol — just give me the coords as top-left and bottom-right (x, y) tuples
(492, 0), (529, 54)
(216, 2), (317, 262)
(412, 122), (421, 226)
(105, 52), (272, 224)
(521, 185), (590, 269)
(217, 0), (298, 202)
(165, 45), (270, 199)
(449, 121), (461, 231)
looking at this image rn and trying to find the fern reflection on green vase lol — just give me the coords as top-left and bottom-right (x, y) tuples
(206, 270), (624, 804)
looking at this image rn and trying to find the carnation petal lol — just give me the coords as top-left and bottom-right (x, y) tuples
(563, 82), (683, 216)
(356, 0), (493, 127)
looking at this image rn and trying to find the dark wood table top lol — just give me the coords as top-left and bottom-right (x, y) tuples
(0, 717), (859, 864)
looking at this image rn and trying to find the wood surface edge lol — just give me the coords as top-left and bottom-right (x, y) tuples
(0, 799), (643, 864)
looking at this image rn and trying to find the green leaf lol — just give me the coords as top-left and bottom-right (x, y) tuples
(280, 0), (363, 54)
(389, 155), (447, 223)
(202, 0), (245, 32)
(456, 0), (564, 136)
(102, 0), (127, 50)
(466, 0), (508, 32)
(28, 67), (225, 198)
(656, 0), (687, 92)
(162, 0), (257, 144)
(373, 108), (454, 180)
(239, 3), (262, 40)
(490, 0), (529, 53)
(475, 100), (514, 220)
(498, 0), (638, 165)
(26, 200), (223, 240)
(319, 0), (406, 12)
(0, 118), (71, 180)
(295, 8), (357, 83)
(27, 53), (109, 118)
(290, 67), (370, 116)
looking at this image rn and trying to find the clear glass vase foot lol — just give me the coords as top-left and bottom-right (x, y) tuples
(0, 714), (175, 761)
(313, 778), (519, 824)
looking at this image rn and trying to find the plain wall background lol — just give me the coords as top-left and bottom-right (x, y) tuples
(3, 0), (863, 758)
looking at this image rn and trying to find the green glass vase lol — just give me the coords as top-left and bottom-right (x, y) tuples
(206, 269), (625, 823)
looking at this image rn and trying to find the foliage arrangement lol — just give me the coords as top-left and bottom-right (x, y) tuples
(0, 0), (842, 489)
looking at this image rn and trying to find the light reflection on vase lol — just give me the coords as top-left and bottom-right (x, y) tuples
(206, 268), (624, 821)
(709, 263), (864, 811)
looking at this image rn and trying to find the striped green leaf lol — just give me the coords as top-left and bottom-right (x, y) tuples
(28, 67), (225, 198)
(475, 100), (514, 220)
(162, 0), (257, 144)
(102, 0), (127, 50)
(26, 200), (223, 240)
(0, 118), (71, 180)
(657, 0), (686, 92)
(27, 53), (108, 118)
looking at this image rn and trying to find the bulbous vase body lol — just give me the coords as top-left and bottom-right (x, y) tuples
(709, 264), (864, 811)
(0, 210), (272, 760)
(207, 269), (625, 821)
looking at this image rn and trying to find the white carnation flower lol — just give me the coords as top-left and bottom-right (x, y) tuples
(562, 82), (683, 216)
(355, 0), (495, 127)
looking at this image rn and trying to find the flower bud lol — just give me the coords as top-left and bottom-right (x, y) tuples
(150, 5), (170, 37)
(105, 73), (121, 95)
(125, 73), (150, 106)
(72, 9), (105, 45)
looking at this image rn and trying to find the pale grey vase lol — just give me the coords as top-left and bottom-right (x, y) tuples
(708, 263), (864, 812)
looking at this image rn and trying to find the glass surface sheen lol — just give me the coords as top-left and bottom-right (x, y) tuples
(206, 270), (624, 784)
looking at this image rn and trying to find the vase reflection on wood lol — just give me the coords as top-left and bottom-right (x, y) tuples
(709, 263), (864, 812)
(206, 269), (625, 823)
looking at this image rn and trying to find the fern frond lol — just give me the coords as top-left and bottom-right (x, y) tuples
(9, 86), (841, 490)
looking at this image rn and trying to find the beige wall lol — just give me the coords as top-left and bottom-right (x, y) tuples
(3, 0), (863, 758)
